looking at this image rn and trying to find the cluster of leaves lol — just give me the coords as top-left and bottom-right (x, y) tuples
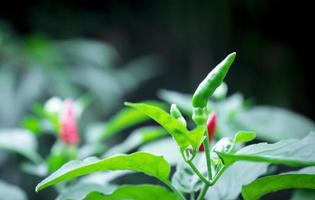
(1, 52), (315, 200)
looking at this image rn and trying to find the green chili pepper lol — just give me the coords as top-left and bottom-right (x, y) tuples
(170, 104), (187, 127)
(192, 52), (236, 108)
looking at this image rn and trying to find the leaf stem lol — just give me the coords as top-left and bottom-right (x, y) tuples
(187, 160), (211, 185)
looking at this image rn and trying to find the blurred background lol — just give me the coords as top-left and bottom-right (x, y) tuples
(1, 0), (314, 126)
(0, 0), (314, 199)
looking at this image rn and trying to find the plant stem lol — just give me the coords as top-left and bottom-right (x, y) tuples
(197, 184), (209, 200)
(190, 192), (195, 200)
(196, 165), (229, 200)
(165, 180), (186, 200)
(197, 131), (212, 200)
(187, 160), (211, 185)
(211, 165), (228, 185)
(203, 133), (212, 179)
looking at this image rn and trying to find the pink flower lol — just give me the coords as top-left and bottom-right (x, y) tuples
(60, 98), (79, 145)
(199, 112), (217, 152)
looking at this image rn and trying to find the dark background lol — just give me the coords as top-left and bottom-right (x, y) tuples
(1, 0), (313, 120)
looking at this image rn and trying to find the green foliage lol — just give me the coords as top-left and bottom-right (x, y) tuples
(36, 152), (171, 192)
(84, 184), (178, 200)
(218, 132), (315, 167)
(242, 167), (315, 200)
(7, 51), (313, 200)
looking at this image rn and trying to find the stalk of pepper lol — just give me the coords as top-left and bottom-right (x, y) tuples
(199, 112), (217, 152)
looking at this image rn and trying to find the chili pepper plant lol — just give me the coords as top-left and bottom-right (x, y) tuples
(15, 53), (315, 199)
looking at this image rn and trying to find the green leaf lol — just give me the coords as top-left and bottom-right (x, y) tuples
(242, 167), (315, 200)
(0, 129), (41, 163)
(0, 180), (27, 200)
(218, 132), (315, 167)
(103, 126), (167, 157)
(125, 102), (191, 148)
(206, 162), (269, 200)
(36, 152), (171, 192)
(84, 184), (178, 200)
(234, 131), (256, 144)
(235, 106), (315, 142)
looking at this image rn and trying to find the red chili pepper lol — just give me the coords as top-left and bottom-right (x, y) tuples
(60, 98), (79, 145)
(199, 112), (217, 152)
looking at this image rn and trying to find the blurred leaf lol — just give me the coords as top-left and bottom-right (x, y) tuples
(234, 130), (256, 144)
(0, 180), (27, 200)
(0, 69), (16, 126)
(139, 137), (181, 165)
(158, 90), (193, 116)
(212, 94), (245, 138)
(98, 108), (149, 141)
(47, 142), (77, 173)
(0, 129), (41, 163)
(36, 152), (171, 191)
(125, 102), (191, 148)
(57, 39), (119, 67)
(291, 190), (315, 200)
(206, 162), (268, 200)
(104, 126), (167, 157)
(218, 132), (315, 167)
(242, 167), (315, 200)
(21, 162), (48, 177)
(57, 183), (117, 200)
(88, 101), (166, 143)
(84, 184), (177, 200)
(117, 55), (164, 92)
(172, 161), (202, 193)
(234, 106), (315, 142)
(16, 69), (46, 113)
(21, 116), (42, 135)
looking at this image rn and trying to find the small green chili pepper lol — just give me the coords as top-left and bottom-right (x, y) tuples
(170, 104), (187, 127)
(192, 52), (236, 108)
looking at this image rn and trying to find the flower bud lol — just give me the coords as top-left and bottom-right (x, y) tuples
(207, 112), (217, 141)
(199, 112), (217, 152)
(60, 98), (79, 145)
